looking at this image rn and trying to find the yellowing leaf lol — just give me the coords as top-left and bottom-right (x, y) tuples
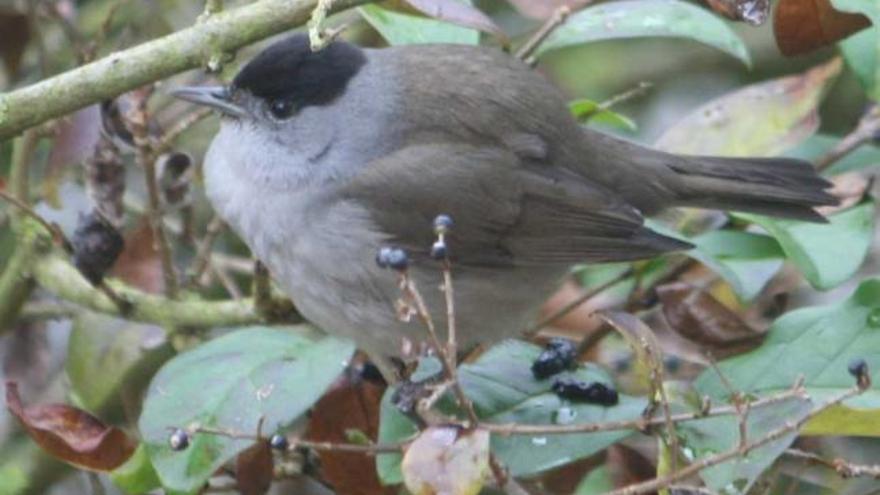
(656, 58), (842, 157)
(402, 427), (490, 495)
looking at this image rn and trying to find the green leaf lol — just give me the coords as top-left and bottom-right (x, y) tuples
(677, 396), (813, 492)
(695, 277), (880, 427)
(110, 444), (161, 495)
(687, 230), (785, 301)
(67, 313), (173, 414)
(575, 466), (614, 495)
(785, 133), (880, 174)
(569, 99), (637, 132)
(832, 0), (880, 100)
(377, 341), (647, 483)
(737, 201), (875, 290)
(359, 4), (479, 46)
(535, 0), (750, 66)
(656, 58), (842, 156)
(139, 327), (354, 494)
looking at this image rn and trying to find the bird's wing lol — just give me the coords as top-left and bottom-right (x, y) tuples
(336, 143), (690, 267)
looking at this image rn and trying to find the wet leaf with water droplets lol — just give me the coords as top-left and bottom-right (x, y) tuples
(139, 327), (354, 493)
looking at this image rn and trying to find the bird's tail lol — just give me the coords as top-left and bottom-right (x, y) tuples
(660, 155), (838, 222)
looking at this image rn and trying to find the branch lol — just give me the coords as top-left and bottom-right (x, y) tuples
(602, 385), (865, 495)
(0, 0), (371, 139)
(30, 252), (273, 328)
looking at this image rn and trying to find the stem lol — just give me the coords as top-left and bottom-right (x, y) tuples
(30, 253), (269, 328)
(527, 268), (633, 334)
(815, 104), (880, 172)
(602, 386), (864, 495)
(515, 5), (572, 63)
(481, 387), (806, 436)
(0, 0), (372, 139)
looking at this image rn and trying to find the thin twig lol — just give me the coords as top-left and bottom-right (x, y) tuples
(191, 425), (405, 454)
(154, 107), (213, 155)
(816, 104), (880, 172)
(481, 387), (805, 436)
(785, 449), (880, 479)
(516, 5), (572, 63)
(597, 81), (653, 111)
(601, 385), (865, 495)
(527, 268), (633, 334)
(400, 273), (479, 426)
(125, 91), (179, 297)
(187, 215), (225, 285)
(0, 190), (69, 249)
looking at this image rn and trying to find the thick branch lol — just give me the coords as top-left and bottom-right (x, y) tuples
(31, 253), (271, 328)
(0, 0), (369, 139)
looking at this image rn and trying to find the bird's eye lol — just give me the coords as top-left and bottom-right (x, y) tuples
(268, 99), (295, 120)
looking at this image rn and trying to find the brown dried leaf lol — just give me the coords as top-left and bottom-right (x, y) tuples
(5, 381), (136, 471)
(0, 9), (30, 78)
(656, 282), (764, 357)
(304, 371), (392, 495)
(774, 0), (871, 56)
(236, 440), (274, 495)
(704, 0), (769, 25)
(112, 218), (164, 293)
(506, 0), (590, 19)
(402, 426), (490, 495)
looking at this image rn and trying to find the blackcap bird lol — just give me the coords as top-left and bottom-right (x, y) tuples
(174, 35), (837, 375)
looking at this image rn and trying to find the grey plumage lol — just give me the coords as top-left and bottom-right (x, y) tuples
(178, 35), (837, 360)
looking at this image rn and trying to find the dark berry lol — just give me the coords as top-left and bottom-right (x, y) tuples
(848, 358), (868, 379)
(376, 246), (409, 270)
(72, 210), (124, 285)
(552, 377), (619, 406)
(433, 214), (453, 234)
(531, 338), (577, 379)
(269, 434), (289, 451)
(430, 240), (448, 260)
(168, 428), (190, 451)
(663, 355), (682, 374)
(848, 358), (870, 389)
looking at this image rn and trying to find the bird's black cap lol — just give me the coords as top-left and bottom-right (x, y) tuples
(232, 34), (366, 111)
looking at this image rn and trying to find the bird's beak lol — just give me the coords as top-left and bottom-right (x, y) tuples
(170, 86), (245, 118)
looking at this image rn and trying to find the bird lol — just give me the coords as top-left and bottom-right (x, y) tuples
(173, 34), (837, 379)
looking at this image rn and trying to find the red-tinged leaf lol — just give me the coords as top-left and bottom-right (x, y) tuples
(45, 105), (102, 207)
(656, 282), (764, 357)
(506, 0), (591, 19)
(305, 370), (393, 495)
(704, 0), (769, 25)
(774, 0), (871, 56)
(0, 9), (30, 78)
(112, 218), (164, 293)
(236, 441), (274, 495)
(5, 381), (136, 471)
(394, 0), (508, 43)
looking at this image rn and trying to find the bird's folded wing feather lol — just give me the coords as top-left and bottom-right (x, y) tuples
(337, 143), (690, 267)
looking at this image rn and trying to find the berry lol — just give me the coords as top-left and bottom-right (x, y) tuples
(848, 358), (868, 379)
(269, 434), (289, 451)
(430, 240), (448, 260)
(531, 338), (577, 379)
(551, 378), (619, 406)
(168, 428), (190, 451)
(376, 246), (409, 271)
(433, 214), (454, 234)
